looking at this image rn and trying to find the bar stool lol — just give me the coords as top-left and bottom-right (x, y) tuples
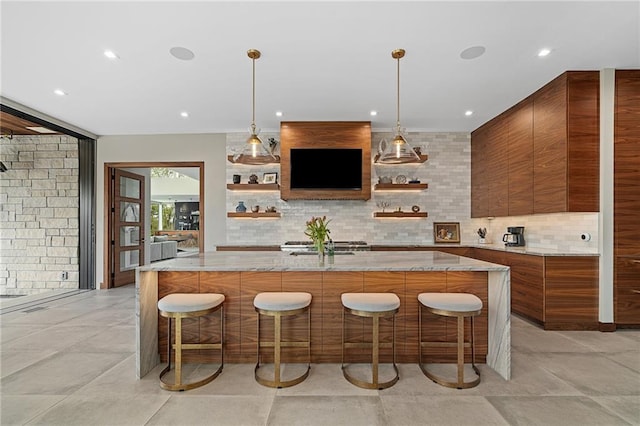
(418, 292), (482, 389)
(157, 293), (225, 391)
(341, 293), (400, 390)
(254, 292), (312, 388)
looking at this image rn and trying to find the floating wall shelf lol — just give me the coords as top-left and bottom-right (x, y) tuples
(373, 154), (428, 164)
(373, 212), (428, 218)
(226, 184), (280, 191)
(227, 212), (281, 218)
(374, 183), (428, 190)
(227, 155), (281, 164)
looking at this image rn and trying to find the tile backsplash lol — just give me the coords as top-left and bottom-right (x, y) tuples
(225, 131), (599, 251)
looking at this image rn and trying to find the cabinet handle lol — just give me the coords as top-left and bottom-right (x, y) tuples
(632, 289), (640, 295)
(631, 259), (640, 265)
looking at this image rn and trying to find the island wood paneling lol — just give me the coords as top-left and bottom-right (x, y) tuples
(507, 97), (534, 216)
(280, 121), (371, 200)
(544, 256), (599, 330)
(158, 271), (199, 363)
(156, 270), (490, 363)
(614, 69), (640, 326)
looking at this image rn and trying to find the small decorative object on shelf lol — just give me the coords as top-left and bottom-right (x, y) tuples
(263, 172), (278, 184)
(477, 227), (487, 244)
(305, 216), (331, 264)
(408, 178), (420, 184)
(233, 174), (241, 184)
(376, 201), (390, 212)
(395, 175), (407, 184)
(434, 222), (461, 244)
(265, 206), (277, 213)
(378, 176), (393, 184)
(413, 146), (422, 155)
(248, 174), (259, 184)
(411, 205), (420, 212)
(235, 201), (247, 213)
(252, 205), (260, 213)
(267, 137), (279, 154)
(396, 206), (403, 212)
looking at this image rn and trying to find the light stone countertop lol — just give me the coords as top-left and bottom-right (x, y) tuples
(138, 250), (510, 272)
(375, 243), (599, 257)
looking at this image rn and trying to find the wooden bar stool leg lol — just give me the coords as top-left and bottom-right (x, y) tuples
(457, 315), (464, 386)
(372, 315), (379, 387)
(274, 313), (281, 386)
(175, 316), (182, 386)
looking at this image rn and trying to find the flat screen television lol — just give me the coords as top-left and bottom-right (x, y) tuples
(290, 148), (362, 190)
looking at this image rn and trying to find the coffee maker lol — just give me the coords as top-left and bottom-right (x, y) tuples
(502, 226), (525, 247)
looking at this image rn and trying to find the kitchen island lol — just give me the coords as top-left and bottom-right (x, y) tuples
(136, 251), (510, 380)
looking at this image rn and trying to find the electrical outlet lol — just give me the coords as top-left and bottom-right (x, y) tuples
(61, 271), (68, 280)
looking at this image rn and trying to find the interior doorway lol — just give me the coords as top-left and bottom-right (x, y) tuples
(104, 161), (204, 289)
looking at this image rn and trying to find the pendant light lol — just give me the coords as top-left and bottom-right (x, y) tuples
(233, 49), (277, 165)
(377, 49), (421, 164)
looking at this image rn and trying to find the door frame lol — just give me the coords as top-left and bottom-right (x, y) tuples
(103, 161), (205, 289)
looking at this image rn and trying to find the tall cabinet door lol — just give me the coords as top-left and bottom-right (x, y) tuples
(614, 70), (640, 325)
(507, 97), (534, 216)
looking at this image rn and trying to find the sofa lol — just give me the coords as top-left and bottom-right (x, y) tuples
(150, 236), (178, 262)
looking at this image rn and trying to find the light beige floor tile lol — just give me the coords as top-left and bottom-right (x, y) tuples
(529, 352), (640, 396)
(487, 396), (631, 426)
(75, 354), (167, 396)
(0, 349), (58, 378)
(4, 324), (103, 352)
(0, 324), (49, 344)
(592, 395), (640, 425)
(62, 308), (135, 326)
(147, 395), (272, 426)
(26, 394), (170, 426)
(3, 308), (88, 325)
(559, 329), (640, 353)
(0, 395), (67, 425)
(605, 350), (640, 374)
(512, 325), (593, 353)
(268, 395), (386, 426)
(66, 325), (135, 353)
(180, 363), (277, 396)
(382, 395), (509, 426)
(275, 363), (378, 396)
(1, 351), (130, 395)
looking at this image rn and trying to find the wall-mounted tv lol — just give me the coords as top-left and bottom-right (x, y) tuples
(290, 148), (362, 190)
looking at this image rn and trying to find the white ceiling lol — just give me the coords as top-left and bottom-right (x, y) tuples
(1, 1), (638, 137)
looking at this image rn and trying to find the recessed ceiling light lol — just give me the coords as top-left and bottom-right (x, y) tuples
(275, 111), (283, 117)
(104, 50), (119, 60)
(465, 110), (473, 117)
(170, 47), (195, 61)
(53, 89), (67, 96)
(180, 111), (189, 118)
(460, 46), (486, 60)
(370, 111), (378, 116)
(538, 48), (551, 57)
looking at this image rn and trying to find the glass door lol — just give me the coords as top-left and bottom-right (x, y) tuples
(112, 169), (145, 287)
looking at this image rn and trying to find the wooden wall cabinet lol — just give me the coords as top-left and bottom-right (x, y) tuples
(614, 70), (640, 326)
(533, 71), (599, 213)
(471, 71), (599, 218)
(279, 121), (371, 200)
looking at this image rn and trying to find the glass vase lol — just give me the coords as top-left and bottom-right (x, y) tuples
(315, 241), (325, 266)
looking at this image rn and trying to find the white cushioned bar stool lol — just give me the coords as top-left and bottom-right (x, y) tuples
(253, 292), (312, 388)
(418, 292), (483, 389)
(157, 293), (225, 391)
(341, 293), (400, 390)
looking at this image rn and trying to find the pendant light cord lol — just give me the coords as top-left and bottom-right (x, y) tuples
(396, 55), (401, 132)
(252, 56), (256, 128)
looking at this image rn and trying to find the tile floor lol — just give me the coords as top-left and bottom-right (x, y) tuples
(1, 284), (639, 425)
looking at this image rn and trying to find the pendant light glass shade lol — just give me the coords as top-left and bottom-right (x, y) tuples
(377, 49), (421, 164)
(233, 49), (277, 165)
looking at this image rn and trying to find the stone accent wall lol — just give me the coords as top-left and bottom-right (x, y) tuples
(0, 135), (79, 296)
(225, 131), (473, 244)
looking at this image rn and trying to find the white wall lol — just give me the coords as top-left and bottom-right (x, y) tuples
(96, 134), (226, 288)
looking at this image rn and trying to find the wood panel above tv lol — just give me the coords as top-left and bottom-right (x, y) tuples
(280, 121), (372, 200)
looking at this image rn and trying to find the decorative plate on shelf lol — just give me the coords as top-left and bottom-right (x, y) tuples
(395, 175), (407, 184)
